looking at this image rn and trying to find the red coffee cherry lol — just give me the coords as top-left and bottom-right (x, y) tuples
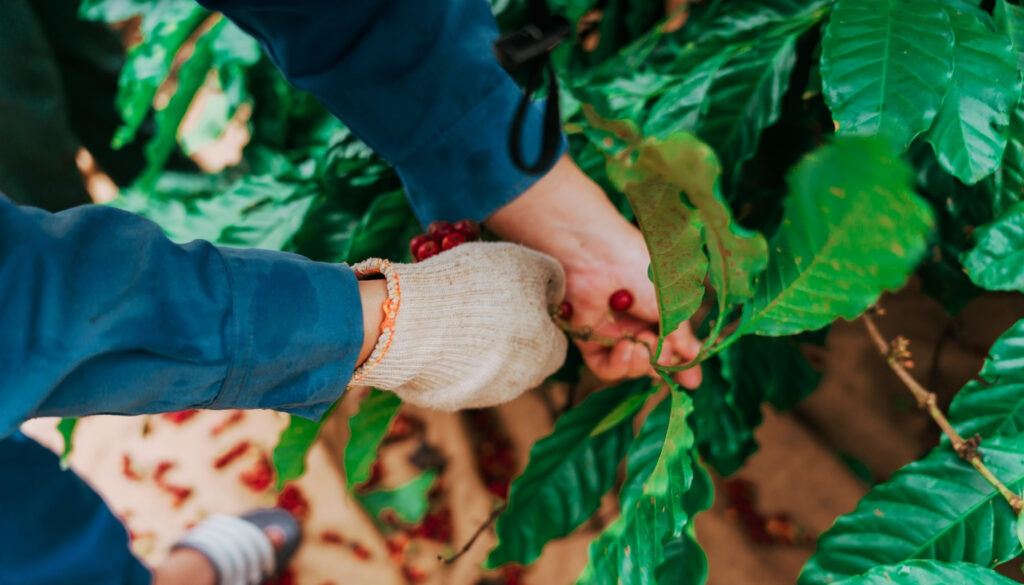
(441, 232), (466, 250)
(415, 240), (440, 261)
(609, 289), (634, 312)
(453, 219), (480, 240)
(557, 301), (573, 320)
(428, 221), (456, 239)
(409, 234), (432, 257)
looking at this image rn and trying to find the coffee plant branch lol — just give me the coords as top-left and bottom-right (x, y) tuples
(863, 311), (1024, 514)
(553, 315), (681, 389)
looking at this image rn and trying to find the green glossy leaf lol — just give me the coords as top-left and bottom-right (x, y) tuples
(343, 189), (419, 262)
(644, 50), (735, 139)
(635, 135), (768, 310)
(948, 319), (1024, 438)
(799, 434), (1024, 584)
(821, 0), (954, 149)
(108, 0), (210, 147)
(1018, 511), (1024, 552)
(487, 378), (654, 568)
(621, 176), (708, 338)
(620, 396), (672, 510)
(137, 18), (225, 187)
(614, 133), (767, 347)
(692, 361), (755, 476)
(991, 1), (1024, 216)
(924, 9), (1020, 185)
(577, 390), (703, 585)
(344, 389), (402, 489)
(655, 534), (708, 585)
(832, 560), (1017, 585)
(79, 0), (159, 23)
(996, 0), (1024, 71)
(696, 31), (801, 189)
(693, 334), (823, 475)
(962, 201), (1024, 292)
(356, 470), (437, 524)
(57, 418), (78, 470)
(272, 403), (337, 490)
(682, 0), (833, 44)
(726, 333), (825, 411)
(740, 136), (933, 336)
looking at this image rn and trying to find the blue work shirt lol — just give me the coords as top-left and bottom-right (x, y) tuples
(0, 0), (562, 582)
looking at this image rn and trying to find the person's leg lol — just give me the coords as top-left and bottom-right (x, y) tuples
(0, 0), (92, 210)
(0, 431), (152, 585)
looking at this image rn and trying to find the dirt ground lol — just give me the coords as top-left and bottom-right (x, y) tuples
(23, 282), (1024, 585)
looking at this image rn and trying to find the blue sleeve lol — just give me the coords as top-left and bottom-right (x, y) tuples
(0, 196), (363, 438)
(198, 0), (566, 224)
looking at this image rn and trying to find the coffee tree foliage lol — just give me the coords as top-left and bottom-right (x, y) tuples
(72, 0), (1024, 583)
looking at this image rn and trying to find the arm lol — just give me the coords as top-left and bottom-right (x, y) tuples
(199, 0), (563, 224)
(199, 0), (700, 384)
(0, 195), (369, 438)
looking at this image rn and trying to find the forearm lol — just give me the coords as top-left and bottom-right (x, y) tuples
(199, 0), (564, 224)
(0, 197), (363, 437)
(484, 155), (646, 272)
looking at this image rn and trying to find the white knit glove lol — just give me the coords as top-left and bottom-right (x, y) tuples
(349, 242), (568, 410)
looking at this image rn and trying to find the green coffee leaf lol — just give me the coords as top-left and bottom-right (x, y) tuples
(924, 9), (1020, 185)
(831, 560), (1018, 585)
(106, 0), (210, 148)
(739, 136), (933, 336)
(800, 434), (1024, 584)
(344, 389), (402, 489)
(821, 0), (954, 149)
(962, 202), (1024, 292)
(577, 390), (705, 585)
(272, 403), (336, 490)
(696, 31), (801, 189)
(487, 378), (654, 568)
(990, 1), (1024, 216)
(356, 470), (437, 524)
(1018, 511), (1024, 552)
(635, 135), (768, 310)
(57, 418), (78, 470)
(948, 319), (1024, 438)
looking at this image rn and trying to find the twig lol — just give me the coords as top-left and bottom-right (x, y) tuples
(551, 315), (658, 367)
(442, 503), (507, 565)
(863, 311), (1023, 514)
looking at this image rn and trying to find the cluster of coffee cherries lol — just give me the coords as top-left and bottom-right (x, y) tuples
(557, 288), (633, 321)
(409, 219), (480, 262)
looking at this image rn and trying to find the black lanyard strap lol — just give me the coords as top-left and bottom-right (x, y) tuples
(493, 11), (570, 175)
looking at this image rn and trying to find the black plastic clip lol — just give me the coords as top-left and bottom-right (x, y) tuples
(493, 15), (570, 174)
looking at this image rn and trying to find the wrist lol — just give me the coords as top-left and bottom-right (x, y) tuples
(483, 154), (641, 271)
(357, 279), (387, 367)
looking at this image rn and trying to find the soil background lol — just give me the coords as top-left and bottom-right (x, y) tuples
(23, 283), (1024, 585)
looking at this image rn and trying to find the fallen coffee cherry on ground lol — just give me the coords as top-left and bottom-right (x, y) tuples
(238, 455), (274, 492)
(276, 484), (310, 519)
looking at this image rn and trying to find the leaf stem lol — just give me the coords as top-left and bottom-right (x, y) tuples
(863, 311), (1023, 514)
(442, 503), (507, 565)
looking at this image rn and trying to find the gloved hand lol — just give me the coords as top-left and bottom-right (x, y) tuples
(350, 242), (568, 410)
